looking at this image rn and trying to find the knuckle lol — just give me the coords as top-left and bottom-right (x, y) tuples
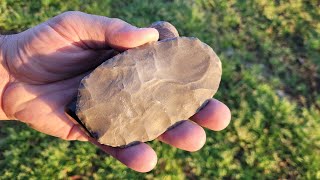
(60, 11), (83, 18)
(53, 11), (84, 23)
(109, 18), (125, 25)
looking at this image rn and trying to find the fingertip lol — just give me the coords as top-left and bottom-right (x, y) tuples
(217, 102), (232, 130)
(208, 100), (231, 131)
(159, 120), (206, 152)
(191, 99), (231, 131)
(115, 143), (157, 172)
(87, 138), (157, 172)
(138, 27), (160, 42)
(108, 27), (159, 50)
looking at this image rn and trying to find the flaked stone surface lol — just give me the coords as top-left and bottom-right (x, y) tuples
(76, 37), (222, 147)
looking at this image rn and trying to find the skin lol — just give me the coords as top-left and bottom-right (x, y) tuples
(0, 11), (231, 172)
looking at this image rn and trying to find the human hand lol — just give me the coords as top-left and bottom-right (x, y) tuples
(0, 11), (231, 172)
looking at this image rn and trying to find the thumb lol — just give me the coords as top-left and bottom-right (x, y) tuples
(105, 19), (159, 50)
(49, 11), (159, 50)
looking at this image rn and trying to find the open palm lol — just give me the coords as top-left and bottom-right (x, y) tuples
(2, 11), (231, 172)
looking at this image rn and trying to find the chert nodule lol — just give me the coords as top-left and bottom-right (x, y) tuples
(76, 37), (222, 147)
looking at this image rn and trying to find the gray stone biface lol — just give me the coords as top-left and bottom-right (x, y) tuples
(74, 37), (222, 147)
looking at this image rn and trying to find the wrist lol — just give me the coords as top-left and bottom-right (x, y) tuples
(0, 35), (10, 120)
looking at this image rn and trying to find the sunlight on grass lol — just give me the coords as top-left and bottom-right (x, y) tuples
(0, 0), (319, 179)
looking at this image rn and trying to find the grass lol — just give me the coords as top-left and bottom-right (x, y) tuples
(0, 0), (319, 179)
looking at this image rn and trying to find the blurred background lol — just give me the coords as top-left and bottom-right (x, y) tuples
(0, 0), (319, 179)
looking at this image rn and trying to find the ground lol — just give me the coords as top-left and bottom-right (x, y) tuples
(0, 0), (319, 179)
